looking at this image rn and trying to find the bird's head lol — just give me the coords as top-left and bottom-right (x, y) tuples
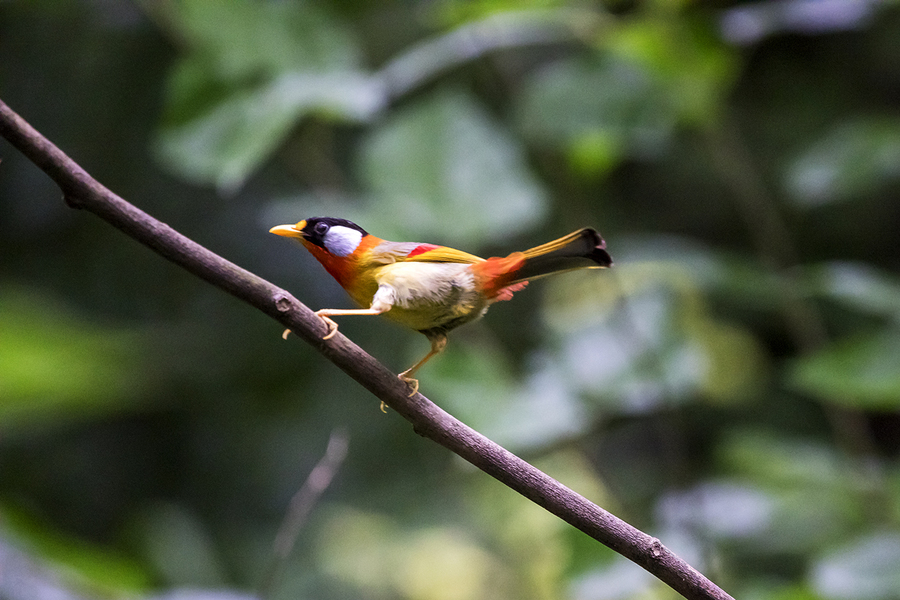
(270, 217), (369, 257)
(270, 217), (373, 288)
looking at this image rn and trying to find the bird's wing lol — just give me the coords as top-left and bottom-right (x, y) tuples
(403, 244), (485, 264)
(370, 241), (484, 265)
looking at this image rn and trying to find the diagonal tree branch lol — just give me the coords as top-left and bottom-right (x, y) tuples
(0, 98), (733, 600)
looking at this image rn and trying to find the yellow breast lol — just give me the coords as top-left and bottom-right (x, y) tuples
(372, 262), (489, 332)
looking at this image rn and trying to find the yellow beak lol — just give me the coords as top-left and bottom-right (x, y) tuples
(269, 220), (307, 239)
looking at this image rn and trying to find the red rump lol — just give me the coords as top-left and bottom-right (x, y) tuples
(406, 243), (441, 258)
(472, 252), (528, 299)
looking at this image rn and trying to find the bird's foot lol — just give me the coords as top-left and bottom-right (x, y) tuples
(398, 372), (419, 397)
(280, 314), (338, 340)
(314, 312), (339, 340)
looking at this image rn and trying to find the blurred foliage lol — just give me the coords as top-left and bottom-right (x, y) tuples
(3, 1), (900, 599)
(0, 288), (149, 429)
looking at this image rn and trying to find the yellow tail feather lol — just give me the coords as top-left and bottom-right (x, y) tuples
(509, 228), (612, 284)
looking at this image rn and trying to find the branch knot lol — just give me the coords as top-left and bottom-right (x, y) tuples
(273, 292), (296, 313)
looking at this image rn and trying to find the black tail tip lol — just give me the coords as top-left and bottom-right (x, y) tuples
(592, 247), (614, 268)
(586, 229), (614, 267)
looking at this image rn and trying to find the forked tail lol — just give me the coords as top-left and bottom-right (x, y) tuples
(474, 228), (612, 298)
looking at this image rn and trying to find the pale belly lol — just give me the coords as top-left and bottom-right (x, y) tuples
(371, 262), (489, 333)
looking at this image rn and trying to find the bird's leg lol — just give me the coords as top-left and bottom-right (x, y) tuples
(315, 308), (387, 340)
(398, 334), (447, 397)
(280, 305), (390, 341)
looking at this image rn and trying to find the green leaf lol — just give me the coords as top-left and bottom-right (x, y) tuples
(657, 481), (777, 541)
(155, 0), (375, 190)
(805, 261), (900, 321)
(411, 336), (588, 451)
(161, 0), (360, 80)
(436, 0), (579, 27)
(542, 255), (766, 410)
(516, 56), (676, 176)
(446, 347), (590, 451)
(604, 15), (738, 126)
(359, 89), (548, 245)
(658, 473), (860, 556)
(711, 432), (869, 556)
(381, 8), (592, 101)
(157, 71), (383, 190)
(787, 328), (900, 409)
(718, 430), (854, 489)
(811, 532), (900, 600)
(785, 117), (900, 207)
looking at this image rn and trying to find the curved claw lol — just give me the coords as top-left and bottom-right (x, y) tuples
(281, 328), (292, 340)
(398, 373), (419, 397)
(316, 313), (339, 340)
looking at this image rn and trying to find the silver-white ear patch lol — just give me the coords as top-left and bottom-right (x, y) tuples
(323, 226), (363, 257)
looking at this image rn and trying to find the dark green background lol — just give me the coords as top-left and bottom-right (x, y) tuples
(3, 1), (900, 599)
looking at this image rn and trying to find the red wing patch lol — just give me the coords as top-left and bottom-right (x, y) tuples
(406, 243), (441, 258)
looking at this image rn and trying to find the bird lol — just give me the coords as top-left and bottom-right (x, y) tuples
(270, 217), (613, 396)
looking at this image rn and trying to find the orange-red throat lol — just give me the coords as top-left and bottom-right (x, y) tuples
(269, 219), (383, 298)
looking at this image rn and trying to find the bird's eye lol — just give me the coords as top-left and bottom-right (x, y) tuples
(314, 222), (329, 235)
